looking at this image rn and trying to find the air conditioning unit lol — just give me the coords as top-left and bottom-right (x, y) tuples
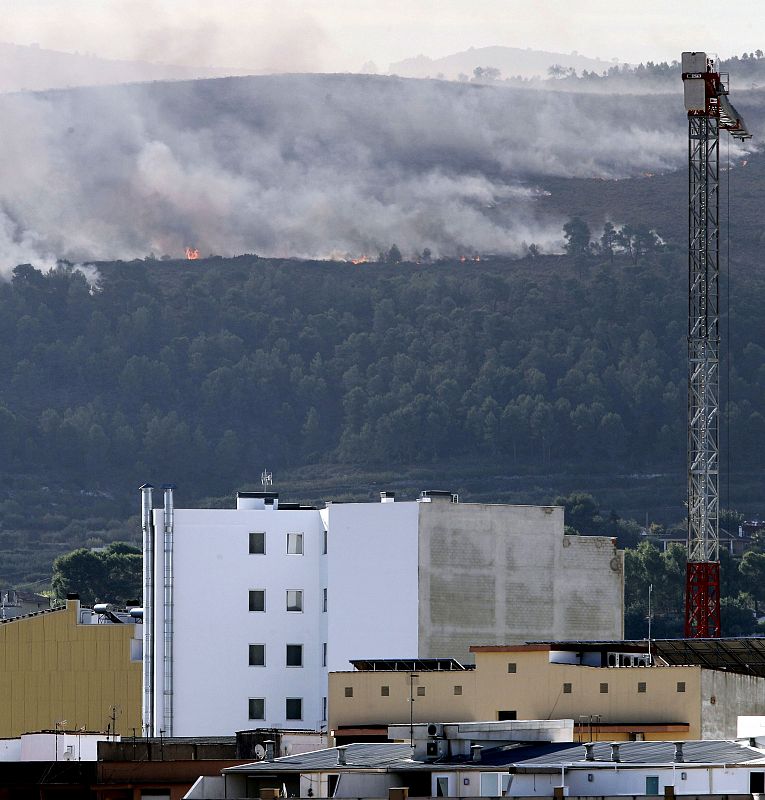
(427, 723), (444, 738)
(426, 739), (448, 759)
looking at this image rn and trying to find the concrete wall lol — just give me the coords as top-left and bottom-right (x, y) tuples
(417, 503), (623, 662)
(329, 649), (707, 739)
(0, 600), (141, 738)
(700, 670), (765, 739)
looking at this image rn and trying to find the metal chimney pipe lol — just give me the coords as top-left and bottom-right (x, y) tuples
(162, 484), (176, 737)
(610, 743), (620, 763)
(337, 745), (348, 765)
(471, 745), (483, 763)
(583, 743), (595, 761)
(140, 484), (154, 736)
(674, 741), (684, 763)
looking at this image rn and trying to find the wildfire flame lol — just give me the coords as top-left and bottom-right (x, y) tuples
(185, 247), (200, 260)
(350, 256), (369, 264)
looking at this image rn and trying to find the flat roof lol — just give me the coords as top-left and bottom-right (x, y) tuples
(351, 658), (475, 672)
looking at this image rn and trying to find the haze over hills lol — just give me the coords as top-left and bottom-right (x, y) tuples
(389, 45), (623, 80)
(0, 40), (243, 93)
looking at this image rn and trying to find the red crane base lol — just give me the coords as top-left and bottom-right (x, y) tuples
(684, 561), (721, 638)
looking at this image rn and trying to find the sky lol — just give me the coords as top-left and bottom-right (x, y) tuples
(3, 0), (764, 74)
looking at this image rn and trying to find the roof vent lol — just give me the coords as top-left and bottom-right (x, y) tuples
(584, 743), (595, 761)
(380, 491), (396, 503)
(674, 741), (684, 763)
(264, 740), (275, 761)
(471, 745), (483, 763)
(610, 743), (621, 763)
(337, 745), (348, 766)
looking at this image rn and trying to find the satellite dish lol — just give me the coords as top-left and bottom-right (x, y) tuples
(254, 744), (266, 760)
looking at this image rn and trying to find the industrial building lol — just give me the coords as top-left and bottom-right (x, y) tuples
(188, 731), (765, 799)
(141, 485), (624, 737)
(0, 596), (142, 739)
(329, 639), (765, 742)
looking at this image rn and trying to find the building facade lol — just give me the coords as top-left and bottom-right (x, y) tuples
(329, 641), (765, 742)
(143, 486), (624, 736)
(0, 598), (142, 738)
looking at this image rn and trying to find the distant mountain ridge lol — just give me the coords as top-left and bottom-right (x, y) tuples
(389, 45), (623, 80)
(0, 41), (243, 93)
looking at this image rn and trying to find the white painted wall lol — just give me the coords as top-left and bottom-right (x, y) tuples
(16, 732), (113, 761)
(155, 506), (325, 735)
(325, 501), (420, 670)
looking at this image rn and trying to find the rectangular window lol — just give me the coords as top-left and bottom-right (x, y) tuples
(286, 697), (302, 720)
(416, 686), (425, 696)
(322, 696), (327, 721)
(480, 773), (500, 797)
(322, 642), (327, 668)
(563, 683), (572, 694)
(249, 531), (266, 554)
(638, 682), (647, 693)
(323, 587), (327, 612)
(507, 662), (517, 673)
(248, 698), (265, 720)
(381, 685), (390, 696)
(454, 685), (463, 696)
(600, 683), (609, 694)
(286, 644), (303, 667)
(323, 529), (328, 554)
(286, 590), (303, 611)
(345, 686), (353, 697)
(249, 589), (265, 612)
(497, 710), (517, 721)
(750, 773), (765, 794)
(287, 532), (304, 554)
(677, 681), (686, 693)
(249, 644), (266, 666)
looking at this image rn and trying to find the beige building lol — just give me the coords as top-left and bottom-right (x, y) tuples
(329, 641), (765, 742)
(0, 597), (141, 738)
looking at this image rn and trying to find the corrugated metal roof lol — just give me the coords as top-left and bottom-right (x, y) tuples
(514, 740), (765, 766)
(224, 740), (765, 775)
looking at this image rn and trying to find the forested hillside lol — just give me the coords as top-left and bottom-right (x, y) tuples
(1, 239), (764, 588)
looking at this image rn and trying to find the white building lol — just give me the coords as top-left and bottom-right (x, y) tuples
(142, 485), (624, 737)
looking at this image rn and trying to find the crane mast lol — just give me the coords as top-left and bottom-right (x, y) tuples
(681, 52), (750, 638)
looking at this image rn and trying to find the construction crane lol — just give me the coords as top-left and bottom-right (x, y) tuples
(681, 52), (751, 638)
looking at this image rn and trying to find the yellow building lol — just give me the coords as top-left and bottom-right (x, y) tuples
(0, 597), (141, 738)
(329, 641), (765, 743)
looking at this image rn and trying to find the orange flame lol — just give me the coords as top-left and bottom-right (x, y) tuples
(185, 247), (200, 260)
(350, 256), (370, 264)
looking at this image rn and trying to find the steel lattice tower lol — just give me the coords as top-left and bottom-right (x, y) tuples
(682, 52), (750, 638)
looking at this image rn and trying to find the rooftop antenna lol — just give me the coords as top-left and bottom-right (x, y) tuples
(261, 469), (273, 489)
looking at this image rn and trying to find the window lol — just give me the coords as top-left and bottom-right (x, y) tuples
(381, 685), (390, 696)
(249, 531), (265, 554)
(497, 710), (517, 721)
(638, 682), (647, 693)
(676, 681), (686, 693)
(323, 529), (328, 554)
(322, 696), (327, 721)
(507, 662), (517, 673)
(286, 697), (302, 720)
(645, 776), (659, 796)
(345, 686), (353, 697)
(563, 683), (572, 694)
(600, 682), (609, 693)
(750, 773), (765, 793)
(249, 644), (265, 666)
(287, 532), (303, 554)
(286, 590), (303, 611)
(322, 642), (327, 667)
(249, 589), (265, 612)
(416, 686), (425, 696)
(248, 698), (265, 720)
(454, 685), (463, 696)
(323, 588), (327, 612)
(286, 644), (303, 667)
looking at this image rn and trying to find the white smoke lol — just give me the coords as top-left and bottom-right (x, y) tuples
(0, 74), (758, 274)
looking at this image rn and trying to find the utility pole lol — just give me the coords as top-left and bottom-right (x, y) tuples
(681, 52), (750, 637)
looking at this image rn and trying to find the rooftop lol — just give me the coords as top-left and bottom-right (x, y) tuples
(351, 658), (475, 672)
